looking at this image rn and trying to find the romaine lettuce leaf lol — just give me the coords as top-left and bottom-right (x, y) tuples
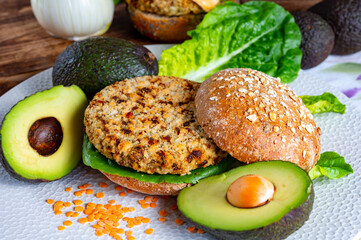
(300, 92), (346, 114)
(309, 152), (353, 180)
(82, 135), (238, 184)
(159, 1), (302, 83)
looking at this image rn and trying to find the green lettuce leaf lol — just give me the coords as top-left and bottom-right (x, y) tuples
(309, 152), (353, 180)
(300, 92), (346, 114)
(158, 1), (302, 83)
(82, 135), (238, 184)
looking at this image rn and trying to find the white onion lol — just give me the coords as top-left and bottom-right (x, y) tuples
(31, 0), (114, 41)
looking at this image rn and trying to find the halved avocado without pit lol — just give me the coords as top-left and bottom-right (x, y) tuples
(177, 161), (314, 240)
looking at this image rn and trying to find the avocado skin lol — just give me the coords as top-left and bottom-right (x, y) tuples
(186, 188), (314, 240)
(52, 37), (158, 98)
(292, 11), (334, 69)
(309, 0), (361, 55)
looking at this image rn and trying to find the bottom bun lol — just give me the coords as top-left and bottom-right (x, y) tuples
(126, 4), (204, 42)
(102, 171), (192, 196)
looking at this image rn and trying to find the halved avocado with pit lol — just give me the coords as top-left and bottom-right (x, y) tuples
(177, 161), (314, 240)
(0, 85), (88, 181)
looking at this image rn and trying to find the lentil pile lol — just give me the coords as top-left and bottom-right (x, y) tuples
(45, 176), (205, 239)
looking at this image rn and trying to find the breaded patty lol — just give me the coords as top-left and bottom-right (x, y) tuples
(126, 0), (204, 16)
(84, 76), (226, 175)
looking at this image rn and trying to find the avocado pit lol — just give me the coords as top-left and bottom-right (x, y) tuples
(227, 174), (275, 208)
(28, 117), (63, 156)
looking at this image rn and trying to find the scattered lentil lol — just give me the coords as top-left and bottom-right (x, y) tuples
(95, 192), (105, 198)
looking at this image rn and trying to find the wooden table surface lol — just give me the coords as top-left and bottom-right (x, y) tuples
(0, 1), (156, 96)
(0, 0), (322, 97)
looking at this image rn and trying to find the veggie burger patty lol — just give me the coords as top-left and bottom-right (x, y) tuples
(84, 76), (226, 175)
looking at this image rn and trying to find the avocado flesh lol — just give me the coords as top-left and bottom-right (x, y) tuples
(0, 85), (88, 181)
(52, 37), (159, 98)
(177, 161), (313, 237)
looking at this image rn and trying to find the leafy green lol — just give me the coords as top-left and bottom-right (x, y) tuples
(309, 152), (353, 180)
(82, 135), (238, 184)
(158, 1), (302, 83)
(300, 92), (346, 114)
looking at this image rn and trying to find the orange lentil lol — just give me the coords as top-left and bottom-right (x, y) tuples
(72, 212), (80, 218)
(151, 197), (159, 202)
(144, 196), (153, 202)
(126, 188), (134, 193)
(85, 189), (94, 195)
(145, 228), (154, 235)
(87, 202), (96, 209)
(127, 237), (135, 240)
(125, 230), (133, 236)
(88, 215), (95, 222)
(119, 192), (126, 197)
(142, 218), (150, 223)
(65, 187), (72, 192)
(99, 182), (108, 188)
(63, 220), (72, 226)
(54, 210), (62, 215)
(115, 186), (123, 191)
(117, 228), (124, 234)
(129, 207), (135, 212)
(134, 220), (142, 225)
(54, 201), (63, 206)
(175, 218), (185, 225)
(150, 203), (157, 208)
(74, 191), (82, 197)
(96, 204), (104, 209)
(96, 192), (105, 198)
(138, 200), (146, 205)
(65, 211), (73, 217)
(140, 203), (150, 209)
(197, 229), (205, 234)
(113, 222), (120, 227)
(187, 226), (196, 233)
(58, 226), (66, 231)
(78, 218), (88, 224)
(74, 206), (84, 212)
(78, 183), (91, 189)
(108, 200), (116, 204)
(53, 205), (63, 211)
(73, 200), (83, 206)
(95, 231), (103, 237)
(64, 202), (71, 207)
(159, 210), (168, 217)
(171, 205), (178, 210)
(158, 217), (167, 222)
(127, 222), (135, 228)
(46, 199), (54, 204)
(84, 208), (93, 215)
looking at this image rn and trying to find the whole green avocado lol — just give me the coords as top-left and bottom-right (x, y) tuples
(52, 37), (158, 98)
(309, 0), (361, 55)
(292, 10), (335, 69)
